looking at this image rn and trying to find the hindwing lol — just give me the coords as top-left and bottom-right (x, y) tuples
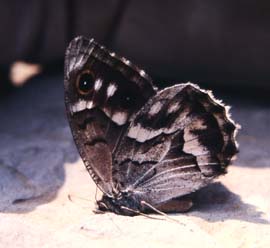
(112, 83), (238, 205)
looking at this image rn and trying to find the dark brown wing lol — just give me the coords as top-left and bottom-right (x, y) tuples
(113, 83), (239, 205)
(64, 36), (156, 195)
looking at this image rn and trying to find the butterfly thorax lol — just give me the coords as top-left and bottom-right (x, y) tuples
(97, 192), (143, 216)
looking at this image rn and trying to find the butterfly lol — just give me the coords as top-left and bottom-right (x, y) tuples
(64, 36), (239, 216)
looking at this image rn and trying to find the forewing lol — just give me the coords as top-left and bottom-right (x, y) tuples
(64, 36), (156, 195)
(113, 83), (239, 204)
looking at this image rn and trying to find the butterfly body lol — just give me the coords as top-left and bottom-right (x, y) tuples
(64, 37), (239, 216)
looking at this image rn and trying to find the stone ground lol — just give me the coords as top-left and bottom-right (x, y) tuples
(0, 76), (269, 248)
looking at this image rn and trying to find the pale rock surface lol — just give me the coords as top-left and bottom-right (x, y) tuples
(0, 76), (269, 247)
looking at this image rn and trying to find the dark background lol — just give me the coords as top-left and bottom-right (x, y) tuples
(0, 0), (270, 95)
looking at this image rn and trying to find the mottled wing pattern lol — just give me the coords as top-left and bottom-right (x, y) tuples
(64, 37), (156, 195)
(113, 83), (238, 205)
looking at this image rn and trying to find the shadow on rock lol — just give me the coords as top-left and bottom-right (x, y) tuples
(187, 182), (269, 224)
(0, 76), (79, 213)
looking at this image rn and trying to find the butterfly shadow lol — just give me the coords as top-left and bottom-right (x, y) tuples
(0, 75), (80, 214)
(183, 182), (269, 225)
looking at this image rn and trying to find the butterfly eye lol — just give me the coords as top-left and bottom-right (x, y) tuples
(76, 71), (94, 95)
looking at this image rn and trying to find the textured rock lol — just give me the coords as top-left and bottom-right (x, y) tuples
(0, 76), (269, 247)
(0, 76), (78, 212)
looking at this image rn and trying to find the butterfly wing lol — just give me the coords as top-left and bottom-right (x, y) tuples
(113, 83), (239, 205)
(64, 36), (156, 195)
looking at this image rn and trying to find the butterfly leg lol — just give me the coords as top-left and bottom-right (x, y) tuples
(92, 209), (106, 214)
(157, 197), (193, 213)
